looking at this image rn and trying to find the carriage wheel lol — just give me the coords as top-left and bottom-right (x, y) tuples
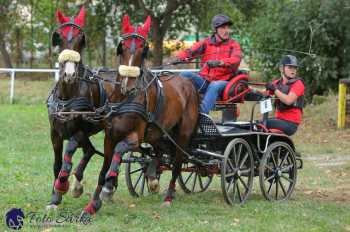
(178, 163), (213, 194)
(259, 141), (297, 201)
(221, 138), (254, 205)
(125, 152), (160, 197)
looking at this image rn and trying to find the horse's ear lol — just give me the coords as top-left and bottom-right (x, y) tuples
(122, 14), (132, 34)
(75, 6), (86, 27)
(56, 9), (68, 24)
(142, 15), (151, 36)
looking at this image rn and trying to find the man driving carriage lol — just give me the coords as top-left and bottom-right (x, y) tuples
(174, 14), (242, 114)
(263, 55), (305, 136)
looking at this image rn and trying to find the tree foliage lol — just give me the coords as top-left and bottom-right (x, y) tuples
(250, 0), (350, 98)
(116, 0), (208, 65)
(0, 0), (20, 67)
(1, 0), (348, 99)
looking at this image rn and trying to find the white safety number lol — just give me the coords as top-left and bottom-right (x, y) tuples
(260, 98), (272, 114)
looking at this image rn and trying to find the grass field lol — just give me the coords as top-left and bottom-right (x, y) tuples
(1, 79), (350, 231)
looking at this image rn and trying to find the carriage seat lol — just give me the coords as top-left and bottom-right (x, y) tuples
(197, 113), (248, 136)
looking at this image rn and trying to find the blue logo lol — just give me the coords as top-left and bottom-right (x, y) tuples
(5, 208), (25, 230)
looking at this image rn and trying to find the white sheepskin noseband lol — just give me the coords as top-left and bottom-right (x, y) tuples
(58, 49), (81, 63)
(118, 65), (141, 78)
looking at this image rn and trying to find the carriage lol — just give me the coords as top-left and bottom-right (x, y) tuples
(48, 10), (303, 215)
(122, 71), (303, 205)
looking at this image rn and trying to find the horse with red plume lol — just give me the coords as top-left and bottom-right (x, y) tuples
(47, 7), (110, 210)
(80, 14), (199, 215)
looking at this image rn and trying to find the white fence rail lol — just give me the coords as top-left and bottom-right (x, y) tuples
(0, 68), (199, 104)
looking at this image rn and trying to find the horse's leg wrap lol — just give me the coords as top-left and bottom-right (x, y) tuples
(100, 139), (134, 201)
(49, 181), (63, 206)
(74, 149), (93, 181)
(74, 159), (87, 181)
(105, 139), (133, 183)
(83, 185), (103, 215)
(105, 153), (121, 181)
(164, 181), (176, 202)
(54, 138), (78, 194)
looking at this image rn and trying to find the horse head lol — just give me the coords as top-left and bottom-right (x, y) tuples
(117, 15), (151, 95)
(52, 7), (86, 83)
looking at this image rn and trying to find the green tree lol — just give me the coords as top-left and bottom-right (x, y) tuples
(193, 0), (252, 58)
(0, 0), (18, 68)
(250, 0), (350, 98)
(117, 0), (209, 65)
(83, 0), (117, 67)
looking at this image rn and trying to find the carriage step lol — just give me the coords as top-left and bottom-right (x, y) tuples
(295, 152), (303, 169)
(296, 157), (303, 169)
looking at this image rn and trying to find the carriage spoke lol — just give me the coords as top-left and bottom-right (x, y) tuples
(281, 164), (294, 172)
(198, 175), (204, 189)
(191, 173), (198, 192)
(225, 172), (236, 179)
(271, 152), (278, 167)
(239, 168), (251, 175)
(238, 175), (249, 192)
(226, 176), (235, 192)
(278, 178), (287, 196)
(232, 180), (237, 202)
(267, 178), (275, 195)
(281, 174), (294, 184)
(236, 181), (242, 202)
(277, 147), (281, 165)
(140, 174), (145, 195)
(133, 171), (143, 190)
(279, 152), (289, 167)
(130, 167), (143, 175)
(227, 159), (236, 171)
(264, 174), (275, 183)
(275, 177), (279, 199)
(237, 144), (243, 165)
(233, 145), (238, 166)
(239, 153), (248, 169)
(184, 172), (194, 185)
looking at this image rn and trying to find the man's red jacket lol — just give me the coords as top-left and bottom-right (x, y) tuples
(176, 34), (242, 81)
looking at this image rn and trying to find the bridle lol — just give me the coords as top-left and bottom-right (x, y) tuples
(49, 20), (109, 118)
(116, 32), (150, 95)
(52, 18), (86, 48)
(116, 33), (149, 65)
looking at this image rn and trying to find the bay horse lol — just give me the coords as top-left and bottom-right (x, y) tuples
(47, 7), (110, 210)
(80, 14), (199, 215)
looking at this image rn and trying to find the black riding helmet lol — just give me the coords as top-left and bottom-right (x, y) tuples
(211, 14), (233, 30)
(279, 55), (299, 67)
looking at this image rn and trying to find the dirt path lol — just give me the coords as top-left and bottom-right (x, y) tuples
(304, 154), (350, 167)
(300, 154), (350, 203)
